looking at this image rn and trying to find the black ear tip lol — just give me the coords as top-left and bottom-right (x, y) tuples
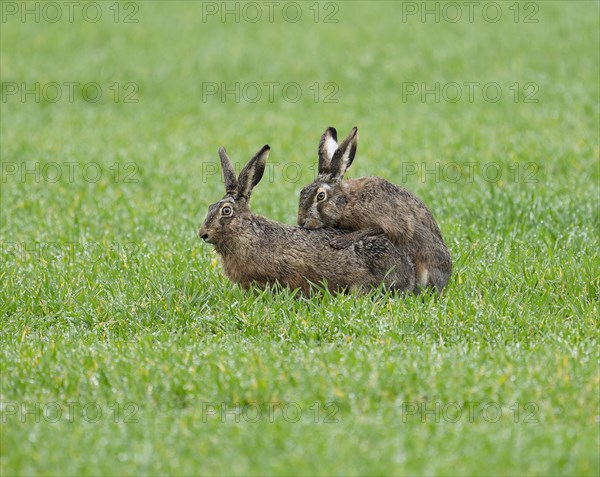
(351, 127), (358, 136)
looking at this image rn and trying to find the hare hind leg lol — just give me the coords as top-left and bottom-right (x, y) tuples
(329, 228), (385, 250)
(427, 267), (451, 292)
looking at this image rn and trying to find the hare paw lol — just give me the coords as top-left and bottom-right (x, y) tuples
(329, 235), (356, 249)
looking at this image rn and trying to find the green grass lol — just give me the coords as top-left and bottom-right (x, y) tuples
(1, 1), (599, 475)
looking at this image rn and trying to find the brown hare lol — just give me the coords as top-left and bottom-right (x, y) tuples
(198, 144), (416, 295)
(297, 126), (452, 291)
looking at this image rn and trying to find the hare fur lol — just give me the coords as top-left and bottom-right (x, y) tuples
(297, 126), (452, 291)
(198, 144), (416, 295)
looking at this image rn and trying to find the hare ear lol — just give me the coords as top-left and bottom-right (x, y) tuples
(318, 127), (338, 174)
(219, 147), (238, 196)
(237, 144), (270, 201)
(329, 127), (358, 179)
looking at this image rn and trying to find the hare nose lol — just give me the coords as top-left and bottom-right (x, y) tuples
(200, 234), (208, 241)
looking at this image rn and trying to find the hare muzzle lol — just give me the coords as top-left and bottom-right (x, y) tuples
(198, 226), (210, 242)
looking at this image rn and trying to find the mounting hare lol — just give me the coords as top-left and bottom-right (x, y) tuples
(198, 144), (416, 295)
(297, 126), (452, 291)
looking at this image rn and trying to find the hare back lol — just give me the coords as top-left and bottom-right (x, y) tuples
(340, 177), (446, 248)
(217, 214), (413, 294)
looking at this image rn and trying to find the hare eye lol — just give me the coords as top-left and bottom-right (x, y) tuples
(316, 191), (326, 201)
(221, 206), (233, 216)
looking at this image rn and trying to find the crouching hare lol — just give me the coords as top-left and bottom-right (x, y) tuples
(198, 144), (416, 295)
(297, 127), (452, 291)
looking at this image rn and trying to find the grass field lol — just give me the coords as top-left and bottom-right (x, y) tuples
(1, 1), (599, 475)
